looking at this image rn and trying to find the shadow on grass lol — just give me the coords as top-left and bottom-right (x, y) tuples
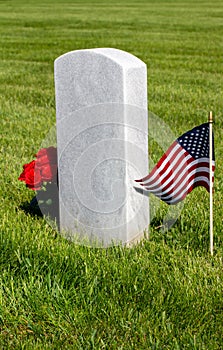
(20, 196), (43, 217)
(20, 183), (60, 229)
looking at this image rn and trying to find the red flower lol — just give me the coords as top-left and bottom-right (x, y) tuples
(18, 147), (57, 190)
(35, 147), (58, 182)
(18, 160), (42, 190)
(35, 147), (57, 167)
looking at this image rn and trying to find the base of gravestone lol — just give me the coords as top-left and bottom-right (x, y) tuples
(59, 226), (149, 248)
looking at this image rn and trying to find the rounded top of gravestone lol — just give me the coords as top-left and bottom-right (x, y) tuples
(55, 48), (146, 69)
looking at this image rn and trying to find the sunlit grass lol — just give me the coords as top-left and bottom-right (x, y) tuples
(1, 0), (223, 348)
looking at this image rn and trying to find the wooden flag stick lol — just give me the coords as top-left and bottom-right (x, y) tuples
(209, 111), (214, 255)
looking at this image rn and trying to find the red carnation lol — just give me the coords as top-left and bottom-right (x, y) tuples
(40, 163), (58, 182)
(35, 147), (57, 183)
(18, 147), (57, 190)
(35, 147), (57, 167)
(18, 160), (42, 190)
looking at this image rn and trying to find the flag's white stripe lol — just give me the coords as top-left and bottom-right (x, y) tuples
(158, 167), (210, 199)
(153, 176), (210, 204)
(143, 160), (215, 202)
(173, 161), (215, 203)
(147, 166), (210, 197)
(146, 168), (209, 198)
(143, 143), (183, 184)
(144, 154), (196, 190)
(166, 176), (210, 204)
(163, 165), (214, 199)
(165, 176), (210, 204)
(142, 156), (211, 192)
(145, 157), (212, 194)
(142, 157), (215, 189)
(141, 137), (215, 187)
(144, 152), (191, 188)
(143, 145), (188, 186)
(153, 162), (210, 195)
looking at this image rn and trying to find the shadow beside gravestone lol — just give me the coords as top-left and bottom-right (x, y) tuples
(20, 183), (60, 229)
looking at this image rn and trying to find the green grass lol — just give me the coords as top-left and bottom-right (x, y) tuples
(1, 0), (223, 348)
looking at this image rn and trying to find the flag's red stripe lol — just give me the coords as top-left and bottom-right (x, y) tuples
(143, 157), (209, 193)
(144, 143), (184, 184)
(142, 148), (191, 188)
(159, 163), (210, 194)
(147, 168), (209, 197)
(140, 145), (188, 188)
(163, 176), (210, 204)
(135, 141), (179, 183)
(160, 171), (210, 200)
(143, 158), (215, 189)
(162, 161), (215, 199)
(146, 162), (210, 195)
(165, 180), (210, 204)
(146, 169), (210, 199)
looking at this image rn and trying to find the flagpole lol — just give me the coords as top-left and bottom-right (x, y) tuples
(209, 111), (214, 255)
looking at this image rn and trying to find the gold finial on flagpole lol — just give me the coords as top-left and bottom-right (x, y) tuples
(208, 111), (213, 123)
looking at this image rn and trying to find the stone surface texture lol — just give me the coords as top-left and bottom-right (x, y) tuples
(55, 48), (149, 246)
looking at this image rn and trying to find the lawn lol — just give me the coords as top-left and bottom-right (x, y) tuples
(0, 0), (223, 348)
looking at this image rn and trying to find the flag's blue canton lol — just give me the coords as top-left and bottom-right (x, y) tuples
(177, 123), (214, 160)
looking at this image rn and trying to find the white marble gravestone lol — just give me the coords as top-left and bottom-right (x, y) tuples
(55, 48), (149, 246)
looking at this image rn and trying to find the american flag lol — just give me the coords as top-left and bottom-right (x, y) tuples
(135, 123), (215, 205)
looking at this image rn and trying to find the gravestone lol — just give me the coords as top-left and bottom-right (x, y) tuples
(55, 48), (149, 246)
